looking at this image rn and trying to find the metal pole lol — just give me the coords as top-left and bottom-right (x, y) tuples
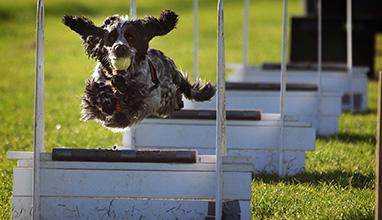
(242, 0), (249, 67)
(317, 0), (322, 133)
(130, 0), (136, 19)
(376, 71), (382, 220)
(216, 0), (226, 218)
(126, 0), (136, 149)
(193, 0), (198, 81)
(346, 0), (353, 112)
(279, 0), (288, 177)
(33, 0), (45, 219)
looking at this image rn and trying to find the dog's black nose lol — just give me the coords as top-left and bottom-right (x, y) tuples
(114, 44), (128, 57)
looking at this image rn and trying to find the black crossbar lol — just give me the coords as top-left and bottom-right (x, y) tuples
(262, 62), (348, 71)
(52, 148), (197, 163)
(226, 82), (318, 92)
(151, 109), (261, 120)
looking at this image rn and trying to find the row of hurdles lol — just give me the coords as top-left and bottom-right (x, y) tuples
(121, 63), (368, 175)
(7, 0), (368, 219)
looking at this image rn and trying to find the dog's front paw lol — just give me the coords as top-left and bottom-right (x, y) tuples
(100, 97), (116, 115)
(111, 75), (128, 93)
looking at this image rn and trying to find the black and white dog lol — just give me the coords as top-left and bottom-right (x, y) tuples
(63, 10), (215, 130)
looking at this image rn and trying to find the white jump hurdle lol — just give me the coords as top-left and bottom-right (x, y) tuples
(121, 0), (317, 177)
(183, 83), (342, 136)
(8, 0), (252, 219)
(227, 64), (368, 112)
(123, 112), (316, 175)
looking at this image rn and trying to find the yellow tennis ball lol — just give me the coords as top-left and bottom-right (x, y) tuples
(111, 58), (131, 71)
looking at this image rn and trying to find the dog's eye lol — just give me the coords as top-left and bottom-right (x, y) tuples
(124, 32), (134, 41)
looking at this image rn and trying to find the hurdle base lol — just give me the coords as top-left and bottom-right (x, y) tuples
(8, 151), (253, 220)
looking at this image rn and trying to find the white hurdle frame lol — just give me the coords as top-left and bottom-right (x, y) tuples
(193, 0), (199, 81)
(279, 0), (288, 177)
(194, 0), (290, 177)
(242, 0), (249, 66)
(316, 0), (322, 137)
(33, 0), (44, 219)
(31, 0), (230, 218)
(130, 0), (136, 19)
(346, 0), (354, 113)
(192, 1), (227, 215)
(122, 0), (137, 148)
(216, 0), (226, 218)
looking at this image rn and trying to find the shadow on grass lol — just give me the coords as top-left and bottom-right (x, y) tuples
(343, 211), (374, 220)
(319, 132), (376, 145)
(357, 109), (376, 114)
(254, 170), (375, 189)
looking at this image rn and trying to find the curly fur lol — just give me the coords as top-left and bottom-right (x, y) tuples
(63, 10), (216, 130)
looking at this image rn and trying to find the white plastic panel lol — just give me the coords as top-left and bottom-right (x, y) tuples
(132, 122), (315, 150)
(12, 197), (251, 220)
(13, 168), (252, 200)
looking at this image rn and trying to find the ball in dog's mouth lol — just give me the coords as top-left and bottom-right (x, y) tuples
(111, 57), (131, 71)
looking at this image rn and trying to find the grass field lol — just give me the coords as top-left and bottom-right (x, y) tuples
(0, 0), (377, 219)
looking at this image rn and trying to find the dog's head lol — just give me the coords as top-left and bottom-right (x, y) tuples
(63, 10), (178, 71)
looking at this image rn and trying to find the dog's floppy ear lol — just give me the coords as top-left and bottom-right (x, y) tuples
(141, 10), (178, 41)
(102, 15), (121, 28)
(63, 16), (107, 59)
(62, 15), (105, 39)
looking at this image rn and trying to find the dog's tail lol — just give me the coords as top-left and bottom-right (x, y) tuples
(179, 76), (216, 102)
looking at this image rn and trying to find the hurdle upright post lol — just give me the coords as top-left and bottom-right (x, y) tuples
(123, 0), (137, 149)
(376, 72), (382, 220)
(316, 0), (322, 135)
(242, 0), (249, 67)
(279, 0), (288, 177)
(130, 0), (136, 18)
(346, 0), (354, 113)
(216, 0), (226, 218)
(33, 0), (45, 219)
(193, 0), (198, 81)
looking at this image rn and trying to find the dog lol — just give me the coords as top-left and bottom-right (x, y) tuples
(63, 10), (216, 130)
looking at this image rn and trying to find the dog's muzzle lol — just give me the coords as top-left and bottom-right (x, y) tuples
(114, 44), (129, 57)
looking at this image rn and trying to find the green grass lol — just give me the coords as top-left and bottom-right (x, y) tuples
(0, 0), (376, 219)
